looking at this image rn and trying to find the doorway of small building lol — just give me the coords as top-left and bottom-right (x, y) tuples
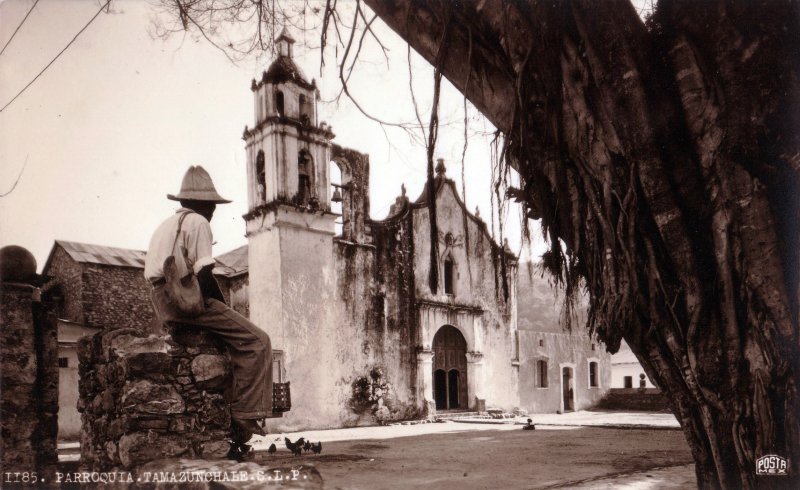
(562, 366), (575, 412)
(432, 325), (468, 410)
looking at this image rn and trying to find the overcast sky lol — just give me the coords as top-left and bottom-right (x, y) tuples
(0, 0), (548, 270)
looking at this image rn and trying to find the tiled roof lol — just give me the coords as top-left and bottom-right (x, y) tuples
(56, 240), (146, 268)
(263, 56), (314, 89)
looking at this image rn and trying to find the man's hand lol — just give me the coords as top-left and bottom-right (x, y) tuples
(197, 264), (226, 303)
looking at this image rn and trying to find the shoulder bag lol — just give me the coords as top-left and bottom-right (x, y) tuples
(162, 211), (205, 317)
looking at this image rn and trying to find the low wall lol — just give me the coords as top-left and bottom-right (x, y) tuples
(595, 388), (670, 412)
(78, 327), (236, 470)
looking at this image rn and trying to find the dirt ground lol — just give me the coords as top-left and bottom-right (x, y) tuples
(251, 427), (695, 489)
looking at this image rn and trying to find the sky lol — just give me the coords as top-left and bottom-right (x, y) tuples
(0, 0), (545, 271)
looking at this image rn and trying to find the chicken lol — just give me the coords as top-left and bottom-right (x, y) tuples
(268, 443), (277, 455)
(285, 437), (303, 456)
(310, 442), (322, 455)
(303, 440), (312, 452)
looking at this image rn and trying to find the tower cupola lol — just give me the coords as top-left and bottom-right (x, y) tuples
(276, 27), (295, 58)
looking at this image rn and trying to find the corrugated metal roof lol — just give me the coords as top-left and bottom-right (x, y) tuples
(214, 245), (249, 276)
(57, 240), (146, 268)
(55, 240), (250, 276)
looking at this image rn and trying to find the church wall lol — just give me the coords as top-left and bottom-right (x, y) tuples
(247, 228), (284, 346)
(269, 220), (349, 430)
(411, 185), (519, 411)
(367, 214), (423, 417)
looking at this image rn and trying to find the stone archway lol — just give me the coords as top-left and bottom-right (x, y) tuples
(432, 325), (468, 410)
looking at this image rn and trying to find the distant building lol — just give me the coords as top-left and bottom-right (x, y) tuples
(55, 320), (101, 439)
(611, 340), (658, 389)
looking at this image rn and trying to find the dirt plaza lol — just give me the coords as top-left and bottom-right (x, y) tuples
(54, 413), (695, 489)
(250, 423), (695, 489)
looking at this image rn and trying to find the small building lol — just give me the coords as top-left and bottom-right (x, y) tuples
(42, 240), (155, 331)
(516, 267), (611, 413)
(611, 340), (658, 389)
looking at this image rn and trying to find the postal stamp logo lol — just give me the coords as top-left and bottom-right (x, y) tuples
(756, 454), (788, 476)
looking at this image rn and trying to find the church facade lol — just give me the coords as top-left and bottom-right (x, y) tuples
(238, 31), (521, 430)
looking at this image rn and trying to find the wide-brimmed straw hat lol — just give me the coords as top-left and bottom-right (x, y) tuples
(167, 165), (231, 203)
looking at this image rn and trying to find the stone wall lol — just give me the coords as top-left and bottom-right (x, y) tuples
(42, 245), (85, 325)
(78, 327), (234, 470)
(43, 244), (156, 330)
(595, 388), (670, 411)
(0, 250), (59, 482)
(80, 264), (155, 330)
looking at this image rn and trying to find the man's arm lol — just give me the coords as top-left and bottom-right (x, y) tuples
(197, 264), (226, 304)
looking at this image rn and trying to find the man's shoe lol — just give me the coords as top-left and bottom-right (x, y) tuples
(233, 418), (267, 437)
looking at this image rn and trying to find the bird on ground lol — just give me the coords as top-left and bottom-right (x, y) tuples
(295, 437), (306, 447)
(311, 442), (322, 455)
(285, 437), (303, 456)
(303, 440), (312, 452)
(522, 418), (536, 430)
(268, 443), (277, 455)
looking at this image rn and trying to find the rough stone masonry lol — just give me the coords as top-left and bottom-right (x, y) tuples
(78, 326), (235, 470)
(0, 245), (59, 484)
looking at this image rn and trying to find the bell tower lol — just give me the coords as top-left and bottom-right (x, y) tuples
(243, 27), (335, 211)
(243, 28), (338, 354)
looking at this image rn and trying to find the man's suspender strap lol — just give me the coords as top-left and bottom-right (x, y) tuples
(171, 210), (193, 256)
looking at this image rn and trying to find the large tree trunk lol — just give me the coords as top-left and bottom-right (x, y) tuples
(365, 0), (800, 488)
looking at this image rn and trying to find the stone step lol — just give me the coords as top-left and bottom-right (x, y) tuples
(434, 411), (485, 420)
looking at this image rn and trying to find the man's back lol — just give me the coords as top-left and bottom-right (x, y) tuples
(144, 209), (215, 282)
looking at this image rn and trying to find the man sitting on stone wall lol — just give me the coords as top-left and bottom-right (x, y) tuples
(144, 165), (272, 438)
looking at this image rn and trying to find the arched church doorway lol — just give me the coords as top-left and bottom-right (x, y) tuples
(432, 325), (467, 410)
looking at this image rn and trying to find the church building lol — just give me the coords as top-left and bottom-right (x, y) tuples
(238, 30), (521, 429)
(40, 29), (610, 436)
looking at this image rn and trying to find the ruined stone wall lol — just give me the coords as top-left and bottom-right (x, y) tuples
(78, 327), (233, 470)
(331, 145), (371, 243)
(0, 282), (58, 481)
(81, 264), (155, 330)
